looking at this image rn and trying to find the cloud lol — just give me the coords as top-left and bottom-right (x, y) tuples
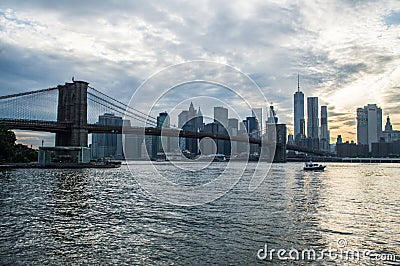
(0, 0), (399, 145)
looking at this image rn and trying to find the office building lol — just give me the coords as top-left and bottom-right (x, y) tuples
(243, 116), (260, 155)
(214, 106), (229, 155)
(152, 112), (170, 159)
(201, 122), (231, 156)
(124, 133), (143, 160)
(266, 104), (278, 125)
(91, 113), (124, 160)
(214, 106), (228, 127)
(319, 106), (330, 151)
(178, 103), (203, 156)
(307, 97), (319, 149)
(228, 118), (238, 155)
(357, 104), (382, 151)
(382, 115), (400, 143)
(252, 107), (263, 135)
(294, 75), (305, 138)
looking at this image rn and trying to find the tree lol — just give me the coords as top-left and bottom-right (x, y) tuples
(0, 124), (38, 163)
(0, 124), (16, 162)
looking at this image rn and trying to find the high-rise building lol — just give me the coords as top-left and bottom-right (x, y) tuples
(252, 107), (263, 134)
(294, 75), (305, 138)
(178, 103), (203, 156)
(319, 106), (330, 151)
(243, 116), (260, 155)
(357, 104), (382, 151)
(152, 112), (170, 158)
(266, 104), (278, 124)
(178, 110), (189, 128)
(91, 113), (124, 160)
(201, 121), (231, 156)
(307, 97), (319, 138)
(356, 108), (368, 146)
(307, 97), (319, 149)
(228, 118), (238, 155)
(214, 106), (228, 127)
(124, 129), (143, 160)
(214, 106), (230, 156)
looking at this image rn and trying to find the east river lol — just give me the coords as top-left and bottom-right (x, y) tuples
(0, 162), (399, 265)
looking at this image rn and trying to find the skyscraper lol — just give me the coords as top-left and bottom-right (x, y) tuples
(228, 118), (238, 155)
(214, 106), (228, 127)
(91, 113), (124, 160)
(152, 112), (170, 158)
(178, 103), (203, 156)
(214, 106), (230, 156)
(294, 75), (305, 138)
(243, 116), (260, 155)
(307, 97), (319, 149)
(319, 106), (330, 151)
(357, 104), (382, 151)
(307, 97), (319, 138)
(252, 107), (263, 134)
(357, 107), (368, 145)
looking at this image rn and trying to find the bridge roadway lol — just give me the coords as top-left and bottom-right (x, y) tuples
(0, 118), (335, 156)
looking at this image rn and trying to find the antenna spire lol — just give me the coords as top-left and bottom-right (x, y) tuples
(297, 74), (300, 92)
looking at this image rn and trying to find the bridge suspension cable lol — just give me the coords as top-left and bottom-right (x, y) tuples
(87, 96), (158, 127)
(0, 87), (58, 100)
(0, 87), (58, 121)
(88, 86), (157, 121)
(87, 91), (158, 126)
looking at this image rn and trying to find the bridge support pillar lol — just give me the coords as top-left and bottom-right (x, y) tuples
(55, 81), (88, 147)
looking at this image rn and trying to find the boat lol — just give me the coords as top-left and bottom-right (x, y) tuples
(303, 161), (326, 171)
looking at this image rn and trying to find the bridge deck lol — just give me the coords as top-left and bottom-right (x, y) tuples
(0, 118), (335, 156)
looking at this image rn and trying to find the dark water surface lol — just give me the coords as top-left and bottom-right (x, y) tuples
(0, 162), (399, 265)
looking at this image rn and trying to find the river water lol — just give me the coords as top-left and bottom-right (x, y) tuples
(0, 162), (399, 265)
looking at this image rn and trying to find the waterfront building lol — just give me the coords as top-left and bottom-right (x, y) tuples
(287, 134), (294, 145)
(157, 112), (170, 154)
(214, 107), (230, 156)
(307, 97), (319, 150)
(201, 122), (231, 156)
(336, 142), (369, 158)
(294, 75), (305, 139)
(336, 135), (343, 144)
(91, 113), (124, 160)
(178, 103), (203, 156)
(124, 134), (143, 160)
(266, 104), (278, 125)
(214, 106), (228, 128)
(252, 107), (263, 135)
(243, 116), (260, 155)
(274, 124), (287, 163)
(228, 118), (238, 155)
(357, 104), (382, 151)
(319, 106), (330, 151)
(371, 140), (400, 157)
(382, 115), (400, 143)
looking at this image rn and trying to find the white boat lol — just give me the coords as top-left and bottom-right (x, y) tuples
(304, 161), (326, 171)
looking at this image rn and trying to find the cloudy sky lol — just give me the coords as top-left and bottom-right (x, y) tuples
(0, 0), (399, 147)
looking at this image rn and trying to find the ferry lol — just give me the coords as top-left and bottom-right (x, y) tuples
(304, 161), (326, 171)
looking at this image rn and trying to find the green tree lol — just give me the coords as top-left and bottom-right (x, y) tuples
(0, 124), (17, 162)
(0, 124), (38, 163)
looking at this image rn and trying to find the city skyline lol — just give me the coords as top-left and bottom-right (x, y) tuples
(0, 1), (399, 147)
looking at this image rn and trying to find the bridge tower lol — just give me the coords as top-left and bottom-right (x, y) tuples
(55, 80), (89, 147)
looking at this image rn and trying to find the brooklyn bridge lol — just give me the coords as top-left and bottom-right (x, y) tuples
(0, 80), (335, 159)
